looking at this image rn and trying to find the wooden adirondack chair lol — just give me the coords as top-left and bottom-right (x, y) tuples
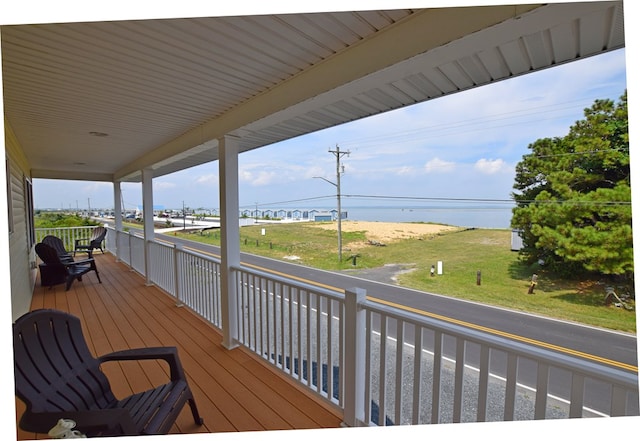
(13, 309), (203, 437)
(74, 226), (107, 256)
(41, 235), (74, 263)
(35, 242), (101, 291)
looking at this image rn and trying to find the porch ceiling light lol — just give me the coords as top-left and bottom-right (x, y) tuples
(89, 131), (108, 137)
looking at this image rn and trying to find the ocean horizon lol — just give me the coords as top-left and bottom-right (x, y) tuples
(255, 205), (515, 229)
(344, 205), (513, 229)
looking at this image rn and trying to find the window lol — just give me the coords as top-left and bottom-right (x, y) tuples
(5, 158), (13, 234)
(24, 176), (35, 248)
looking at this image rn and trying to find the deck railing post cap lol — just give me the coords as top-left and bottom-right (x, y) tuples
(345, 287), (366, 302)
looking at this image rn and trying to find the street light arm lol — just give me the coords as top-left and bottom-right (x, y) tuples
(313, 176), (337, 187)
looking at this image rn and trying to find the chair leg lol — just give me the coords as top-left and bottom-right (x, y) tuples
(188, 397), (204, 425)
(91, 262), (102, 283)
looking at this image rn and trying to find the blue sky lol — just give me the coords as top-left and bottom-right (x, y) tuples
(32, 47), (628, 213)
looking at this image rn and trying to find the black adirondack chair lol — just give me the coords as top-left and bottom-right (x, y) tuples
(74, 226), (107, 256)
(13, 309), (204, 437)
(41, 235), (74, 263)
(35, 242), (101, 291)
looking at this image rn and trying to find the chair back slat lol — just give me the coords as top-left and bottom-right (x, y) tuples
(90, 227), (107, 244)
(42, 235), (72, 259)
(35, 243), (63, 265)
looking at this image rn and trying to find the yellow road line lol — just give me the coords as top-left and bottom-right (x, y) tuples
(371, 297), (638, 373)
(177, 244), (638, 373)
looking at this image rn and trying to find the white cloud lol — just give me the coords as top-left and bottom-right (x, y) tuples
(154, 181), (176, 190)
(195, 174), (218, 185)
(474, 158), (510, 175)
(424, 158), (456, 173)
(395, 166), (417, 176)
(82, 182), (111, 193)
(240, 167), (280, 186)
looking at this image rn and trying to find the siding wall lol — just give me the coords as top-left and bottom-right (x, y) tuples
(4, 119), (36, 321)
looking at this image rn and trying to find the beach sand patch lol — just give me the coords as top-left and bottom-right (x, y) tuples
(312, 220), (460, 243)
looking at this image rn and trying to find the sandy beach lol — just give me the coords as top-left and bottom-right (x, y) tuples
(311, 220), (460, 243)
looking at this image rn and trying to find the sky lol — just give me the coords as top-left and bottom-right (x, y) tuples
(32, 46), (628, 214)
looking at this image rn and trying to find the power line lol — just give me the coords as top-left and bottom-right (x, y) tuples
(343, 194), (515, 204)
(337, 95), (621, 151)
(242, 193), (631, 208)
(239, 195), (335, 209)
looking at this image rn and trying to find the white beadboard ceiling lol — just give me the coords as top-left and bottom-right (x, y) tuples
(1, 2), (625, 183)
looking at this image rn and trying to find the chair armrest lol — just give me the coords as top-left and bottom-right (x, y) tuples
(98, 346), (186, 382)
(67, 257), (95, 266)
(74, 238), (90, 246)
(20, 408), (137, 437)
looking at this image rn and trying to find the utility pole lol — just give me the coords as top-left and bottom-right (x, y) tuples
(329, 145), (349, 262)
(314, 145), (349, 261)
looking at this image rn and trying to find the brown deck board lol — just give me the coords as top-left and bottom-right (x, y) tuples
(16, 253), (342, 439)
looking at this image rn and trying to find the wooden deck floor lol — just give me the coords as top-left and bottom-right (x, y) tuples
(16, 252), (343, 439)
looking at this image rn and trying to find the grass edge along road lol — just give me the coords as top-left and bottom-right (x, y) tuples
(161, 221), (636, 334)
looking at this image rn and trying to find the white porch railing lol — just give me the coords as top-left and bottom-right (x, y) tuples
(36, 226), (103, 253)
(100, 226), (638, 426)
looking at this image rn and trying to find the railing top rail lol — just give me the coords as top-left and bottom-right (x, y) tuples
(365, 297), (639, 389)
(178, 245), (220, 262)
(232, 264), (345, 302)
(35, 226), (99, 231)
(148, 238), (177, 250)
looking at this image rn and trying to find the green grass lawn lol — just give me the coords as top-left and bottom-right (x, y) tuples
(165, 223), (636, 333)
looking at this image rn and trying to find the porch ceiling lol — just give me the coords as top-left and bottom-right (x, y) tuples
(1, 2), (625, 183)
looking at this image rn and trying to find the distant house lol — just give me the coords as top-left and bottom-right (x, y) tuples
(314, 211), (333, 221)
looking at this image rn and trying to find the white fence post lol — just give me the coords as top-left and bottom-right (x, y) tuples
(174, 243), (183, 307)
(128, 231), (134, 271)
(343, 287), (367, 427)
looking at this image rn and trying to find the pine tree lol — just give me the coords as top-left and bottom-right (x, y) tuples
(511, 91), (632, 277)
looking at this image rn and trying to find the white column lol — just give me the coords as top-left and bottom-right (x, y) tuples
(113, 181), (123, 261)
(219, 135), (241, 350)
(343, 287), (367, 427)
(142, 168), (154, 285)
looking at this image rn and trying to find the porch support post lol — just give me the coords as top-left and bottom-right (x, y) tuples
(142, 168), (155, 285)
(219, 135), (240, 350)
(343, 287), (367, 427)
(113, 181), (123, 261)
